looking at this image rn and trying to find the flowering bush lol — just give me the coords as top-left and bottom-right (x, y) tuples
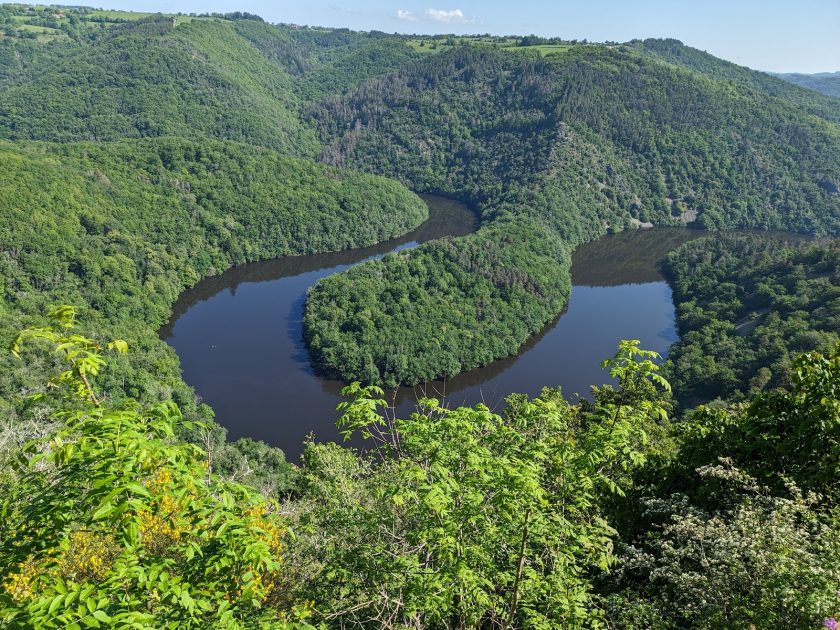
(605, 462), (840, 629)
(0, 307), (312, 629)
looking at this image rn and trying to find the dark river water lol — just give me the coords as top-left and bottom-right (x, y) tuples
(163, 196), (704, 458)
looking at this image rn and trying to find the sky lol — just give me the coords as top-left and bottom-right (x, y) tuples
(96, 0), (839, 73)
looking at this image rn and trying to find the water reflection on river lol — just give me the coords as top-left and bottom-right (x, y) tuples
(164, 200), (704, 458)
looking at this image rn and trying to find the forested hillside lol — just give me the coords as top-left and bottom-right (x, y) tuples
(0, 137), (427, 422)
(663, 234), (840, 406)
(636, 39), (840, 123)
(306, 43), (840, 385)
(0, 12), (422, 152)
(2, 6), (840, 627)
(0, 17), (317, 153)
(776, 71), (840, 98)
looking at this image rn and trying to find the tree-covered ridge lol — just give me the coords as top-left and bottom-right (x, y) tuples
(305, 42), (840, 385)
(0, 17), (316, 154)
(315, 44), (840, 232)
(635, 38), (840, 124)
(662, 234), (840, 406)
(231, 21), (424, 100)
(0, 10), (428, 150)
(776, 71), (840, 99)
(0, 137), (427, 422)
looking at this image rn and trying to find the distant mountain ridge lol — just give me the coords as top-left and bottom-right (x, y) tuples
(774, 71), (840, 98)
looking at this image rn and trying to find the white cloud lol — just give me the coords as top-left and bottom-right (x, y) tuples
(396, 8), (471, 24)
(424, 8), (468, 24)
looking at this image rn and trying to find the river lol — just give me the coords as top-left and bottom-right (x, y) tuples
(162, 196), (704, 458)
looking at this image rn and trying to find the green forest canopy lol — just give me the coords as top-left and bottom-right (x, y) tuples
(1, 6), (840, 627)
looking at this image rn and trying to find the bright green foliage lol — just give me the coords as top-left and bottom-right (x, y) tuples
(5, 303), (840, 628)
(1, 309), (311, 629)
(10, 305), (127, 406)
(663, 234), (840, 405)
(285, 341), (671, 627)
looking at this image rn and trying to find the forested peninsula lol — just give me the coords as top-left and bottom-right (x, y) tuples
(1, 6), (840, 628)
(305, 41), (840, 385)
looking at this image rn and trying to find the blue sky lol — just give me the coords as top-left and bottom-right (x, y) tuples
(100, 0), (839, 73)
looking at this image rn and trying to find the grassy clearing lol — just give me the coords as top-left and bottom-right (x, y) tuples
(404, 37), (577, 57)
(86, 9), (160, 20)
(504, 43), (573, 55)
(16, 24), (60, 33)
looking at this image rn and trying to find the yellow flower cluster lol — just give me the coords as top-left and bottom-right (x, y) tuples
(247, 502), (286, 556)
(3, 529), (118, 602)
(58, 530), (118, 582)
(138, 468), (191, 555)
(2, 560), (35, 601)
(138, 493), (183, 548)
(241, 502), (289, 606)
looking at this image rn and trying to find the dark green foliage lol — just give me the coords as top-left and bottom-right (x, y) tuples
(315, 44), (840, 234)
(776, 71), (840, 99)
(605, 464), (840, 629)
(663, 234), (840, 405)
(306, 42), (840, 385)
(676, 347), (840, 497)
(0, 137), (427, 427)
(232, 21), (423, 100)
(603, 346), (840, 630)
(305, 219), (570, 386)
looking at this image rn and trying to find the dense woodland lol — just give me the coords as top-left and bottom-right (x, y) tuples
(306, 40), (840, 384)
(1, 5), (840, 628)
(776, 71), (840, 98)
(663, 234), (840, 406)
(0, 137), (427, 425)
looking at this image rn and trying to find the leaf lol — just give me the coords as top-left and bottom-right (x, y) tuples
(92, 501), (116, 521)
(48, 593), (65, 615)
(108, 340), (128, 354)
(91, 610), (111, 623)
